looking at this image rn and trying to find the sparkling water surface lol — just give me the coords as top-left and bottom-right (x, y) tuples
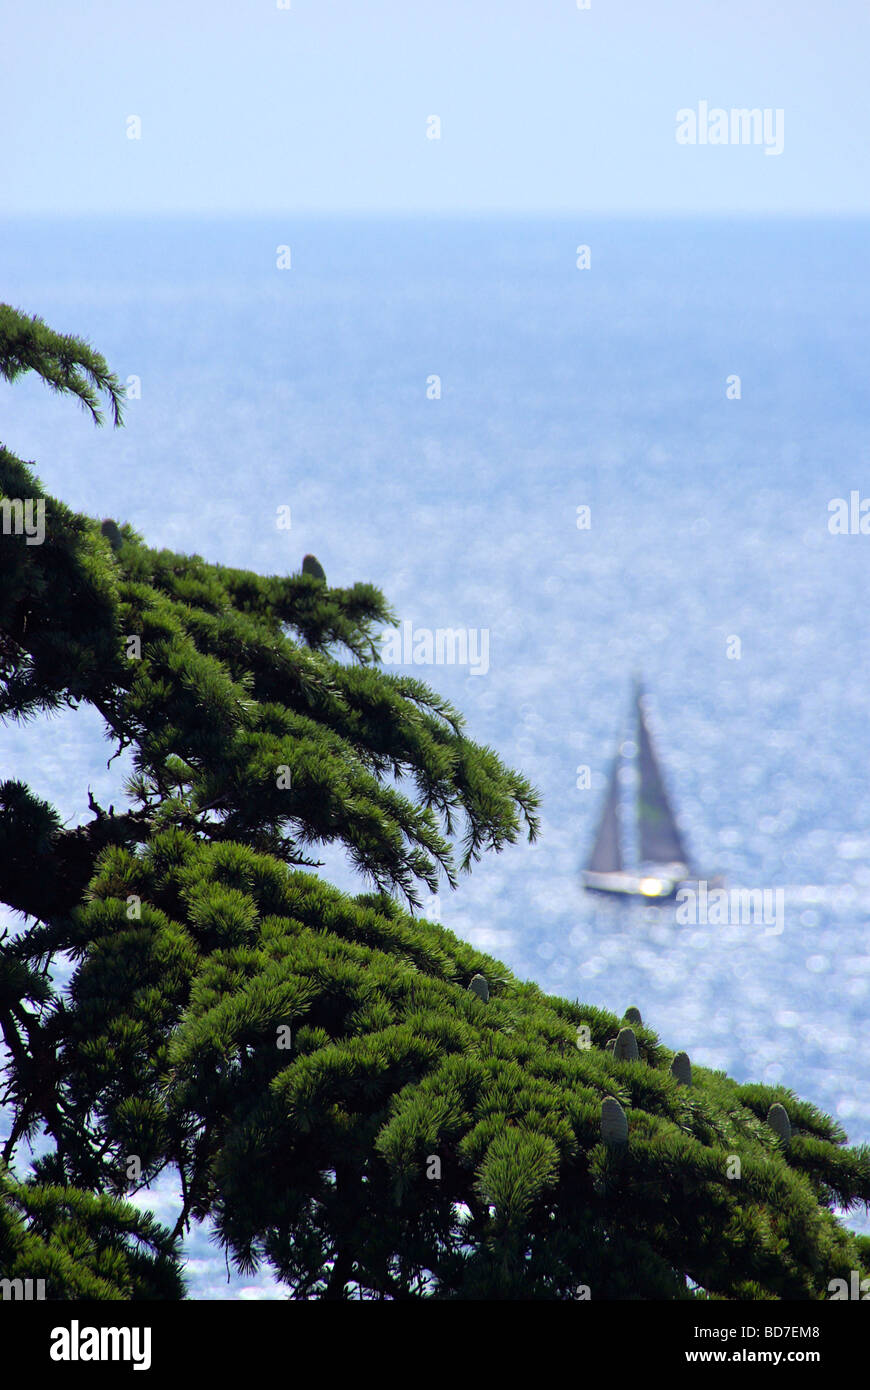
(2, 217), (869, 1294)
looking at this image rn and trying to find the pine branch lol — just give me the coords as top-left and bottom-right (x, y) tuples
(0, 303), (125, 427)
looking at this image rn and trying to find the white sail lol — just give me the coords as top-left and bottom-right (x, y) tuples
(586, 750), (623, 874)
(635, 685), (690, 871)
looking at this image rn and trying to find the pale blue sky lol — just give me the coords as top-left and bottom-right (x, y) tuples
(2, 0), (869, 215)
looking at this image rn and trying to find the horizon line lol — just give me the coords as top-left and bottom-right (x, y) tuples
(4, 208), (870, 221)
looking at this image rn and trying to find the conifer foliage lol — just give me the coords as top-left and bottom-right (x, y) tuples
(2, 305), (869, 1299)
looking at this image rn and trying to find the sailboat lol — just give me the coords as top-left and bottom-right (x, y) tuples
(583, 681), (720, 901)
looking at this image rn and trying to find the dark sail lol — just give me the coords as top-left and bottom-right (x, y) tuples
(636, 687), (690, 868)
(586, 751), (624, 873)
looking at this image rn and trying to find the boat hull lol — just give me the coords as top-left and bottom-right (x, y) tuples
(583, 871), (725, 902)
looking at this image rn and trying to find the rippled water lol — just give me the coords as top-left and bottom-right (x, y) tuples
(2, 216), (869, 1293)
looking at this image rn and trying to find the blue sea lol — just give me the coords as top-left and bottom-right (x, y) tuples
(2, 216), (870, 1296)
